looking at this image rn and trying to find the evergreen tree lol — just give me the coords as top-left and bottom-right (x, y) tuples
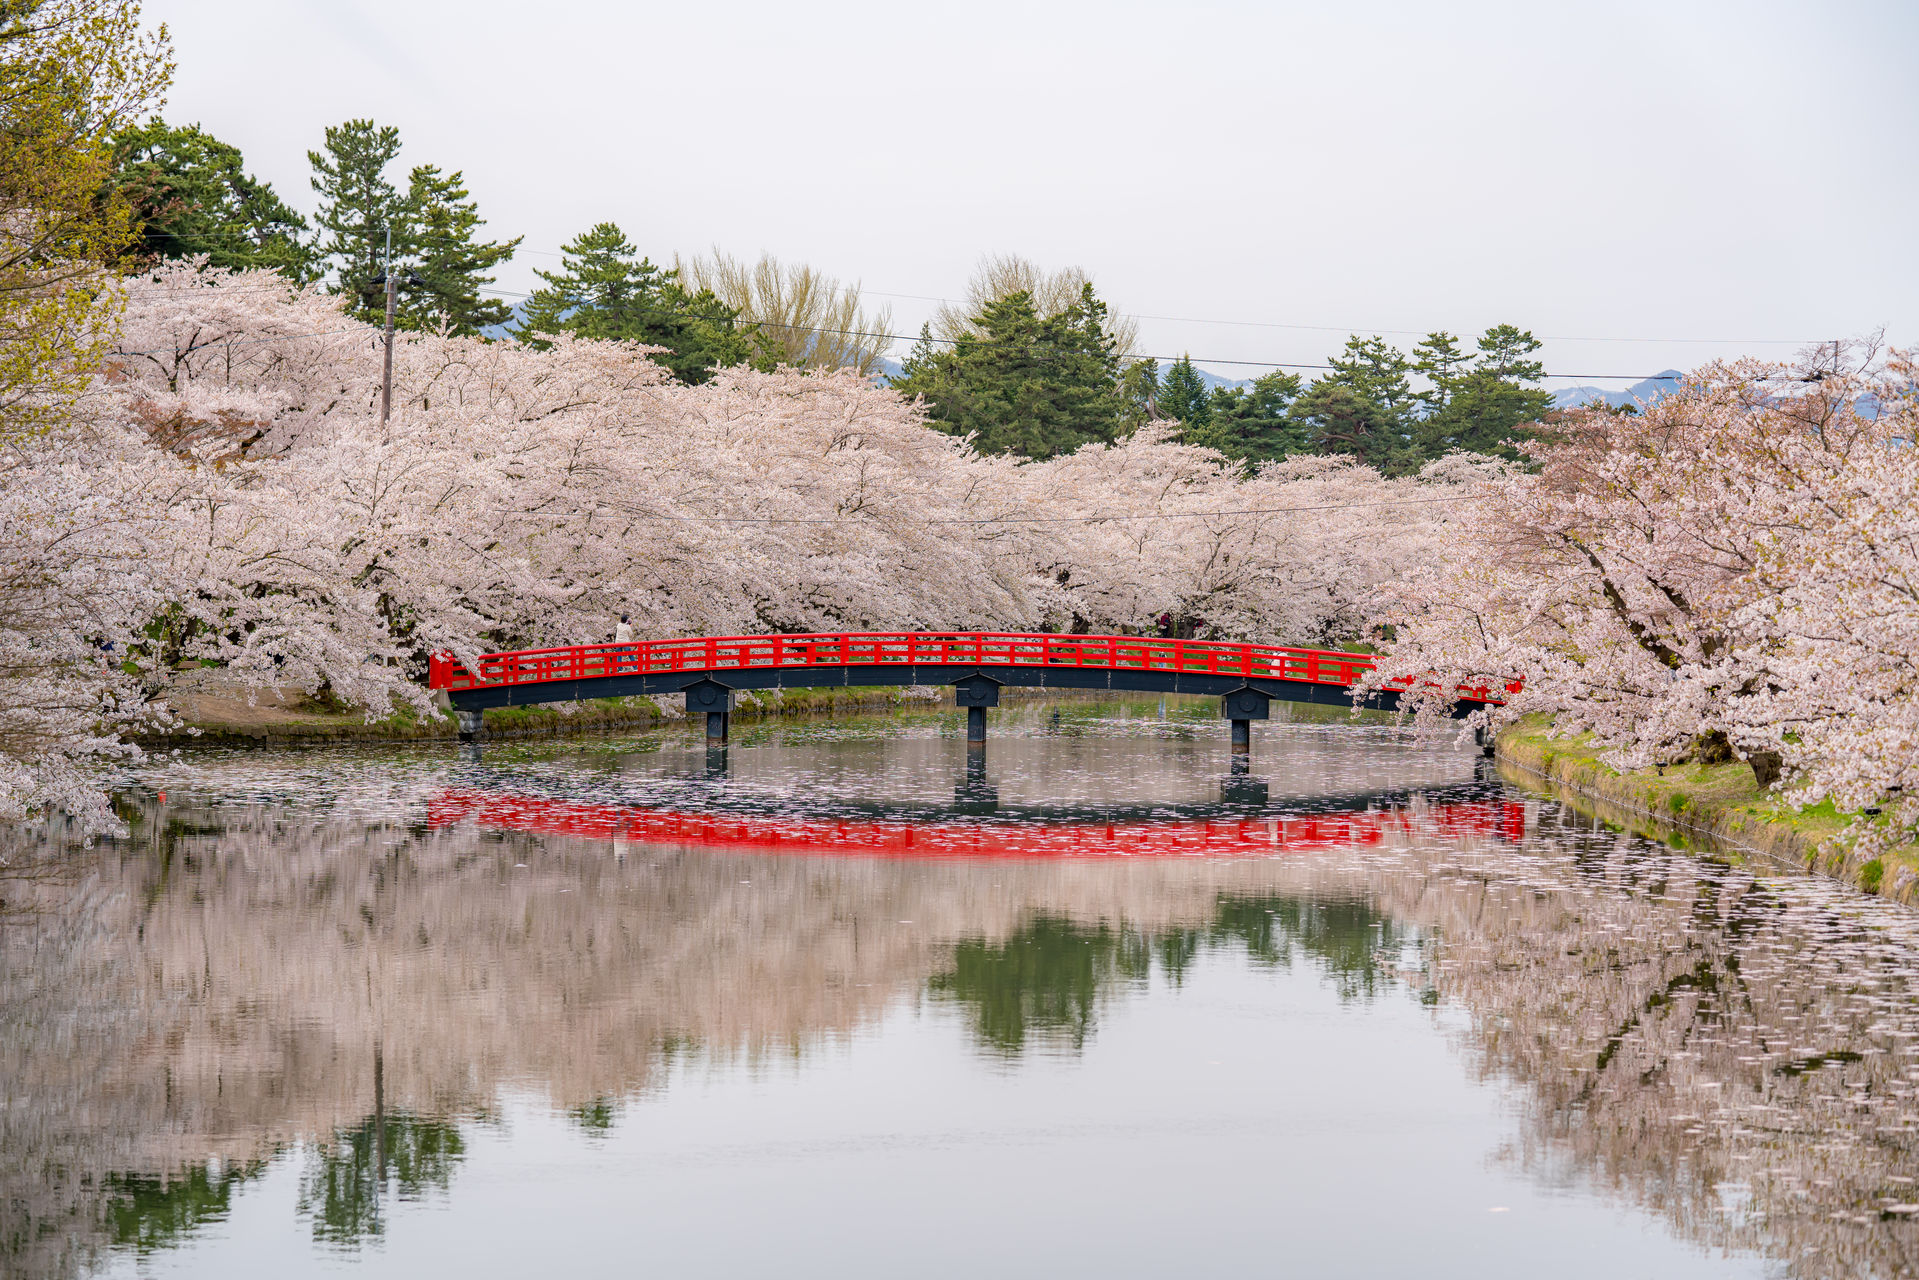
(395, 164), (520, 335)
(889, 284), (1124, 459)
(1411, 330), (1472, 418)
(1289, 335), (1417, 472)
(513, 221), (757, 384)
(1411, 324), (1553, 461)
(308, 120), (520, 335)
(1117, 357), (1159, 433)
(1199, 370), (1305, 464)
(308, 119), (402, 320)
(110, 119), (316, 280)
(1158, 354), (1211, 434)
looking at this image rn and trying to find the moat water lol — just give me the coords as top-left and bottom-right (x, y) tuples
(4, 698), (1918, 1278)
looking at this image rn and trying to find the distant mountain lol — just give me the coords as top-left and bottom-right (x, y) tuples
(874, 354), (904, 384)
(1551, 370), (1682, 411)
(1189, 365), (1254, 393)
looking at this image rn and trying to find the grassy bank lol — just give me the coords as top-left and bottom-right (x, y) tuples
(1496, 715), (1919, 905)
(141, 685), (939, 747)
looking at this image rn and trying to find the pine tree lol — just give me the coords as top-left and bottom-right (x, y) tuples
(1158, 355), (1211, 435)
(308, 121), (520, 335)
(110, 119), (316, 281)
(308, 119), (402, 321)
(513, 221), (756, 384)
(1200, 371), (1305, 464)
(1412, 331), (1471, 417)
(1289, 336), (1417, 473)
(1436, 324), (1553, 459)
(889, 284), (1125, 459)
(396, 164), (520, 335)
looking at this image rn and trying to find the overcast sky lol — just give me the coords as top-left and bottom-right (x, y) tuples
(149, 0), (1917, 385)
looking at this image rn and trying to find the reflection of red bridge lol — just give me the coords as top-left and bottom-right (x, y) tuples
(427, 789), (1528, 860)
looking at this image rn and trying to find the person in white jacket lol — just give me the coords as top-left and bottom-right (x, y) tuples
(614, 614), (634, 644)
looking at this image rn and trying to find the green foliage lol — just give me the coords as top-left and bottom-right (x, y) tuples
(1200, 369), (1304, 464)
(394, 163), (521, 335)
(1288, 335), (1416, 472)
(1157, 354), (1211, 432)
(107, 1161), (268, 1254)
(1117, 356), (1159, 433)
(1288, 325), (1552, 472)
(308, 118), (401, 317)
(928, 913), (1147, 1054)
(1410, 323), (1553, 460)
(927, 893), (1403, 1056)
(889, 283), (1126, 458)
(308, 119), (520, 336)
(109, 119), (316, 280)
(513, 221), (757, 384)
(297, 1112), (466, 1246)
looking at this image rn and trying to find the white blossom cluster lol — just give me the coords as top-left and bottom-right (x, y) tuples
(1366, 350), (1919, 848)
(5, 262), (1480, 832)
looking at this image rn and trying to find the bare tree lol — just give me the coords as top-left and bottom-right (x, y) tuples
(676, 250), (893, 377)
(930, 253), (1139, 356)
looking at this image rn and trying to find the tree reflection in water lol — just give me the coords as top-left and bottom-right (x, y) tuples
(5, 786), (1919, 1279)
(930, 895), (1411, 1055)
(297, 1111), (466, 1247)
(105, 1160), (269, 1257)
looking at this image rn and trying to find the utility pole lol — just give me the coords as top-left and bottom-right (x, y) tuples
(380, 226), (396, 425)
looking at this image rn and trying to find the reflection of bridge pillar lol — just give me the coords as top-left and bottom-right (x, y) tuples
(1221, 770), (1268, 806)
(954, 748), (998, 813)
(705, 744), (729, 777)
(1221, 687), (1270, 758)
(954, 674), (1001, 745)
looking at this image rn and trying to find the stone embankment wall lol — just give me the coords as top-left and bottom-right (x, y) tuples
(1495, 720), (1919, 906)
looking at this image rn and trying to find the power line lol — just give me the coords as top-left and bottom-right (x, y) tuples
(566, 494), (1471, 526)
(127, 234), (1827, 349)
(102, 277), (1817, 384)
(468, 284), (1685, 382)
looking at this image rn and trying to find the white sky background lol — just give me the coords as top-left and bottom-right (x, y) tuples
(148, 0), (1917, 385)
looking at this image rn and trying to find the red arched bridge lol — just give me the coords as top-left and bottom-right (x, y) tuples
(430, 631), (1509, 751)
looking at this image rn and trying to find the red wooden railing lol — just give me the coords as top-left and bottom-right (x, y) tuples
(428, 632), (1388, 694)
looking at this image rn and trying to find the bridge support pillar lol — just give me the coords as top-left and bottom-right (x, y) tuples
(456, 708), (485, 742)
(954, 674), (1001, 746)
(684, 679), (736, 749)
(1221, 687), (1270, 758)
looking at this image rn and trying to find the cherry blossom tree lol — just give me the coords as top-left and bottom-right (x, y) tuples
(0, 260), (1492, 831)
(1365, 345), (1919, 845)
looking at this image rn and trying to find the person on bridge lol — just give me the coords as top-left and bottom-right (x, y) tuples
(614, 614), (634, 644)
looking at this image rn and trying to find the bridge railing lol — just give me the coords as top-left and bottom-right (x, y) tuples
(428, 631), (1387, 693)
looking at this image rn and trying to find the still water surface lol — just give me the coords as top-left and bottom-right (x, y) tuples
(6, 699), (1919, 1278)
